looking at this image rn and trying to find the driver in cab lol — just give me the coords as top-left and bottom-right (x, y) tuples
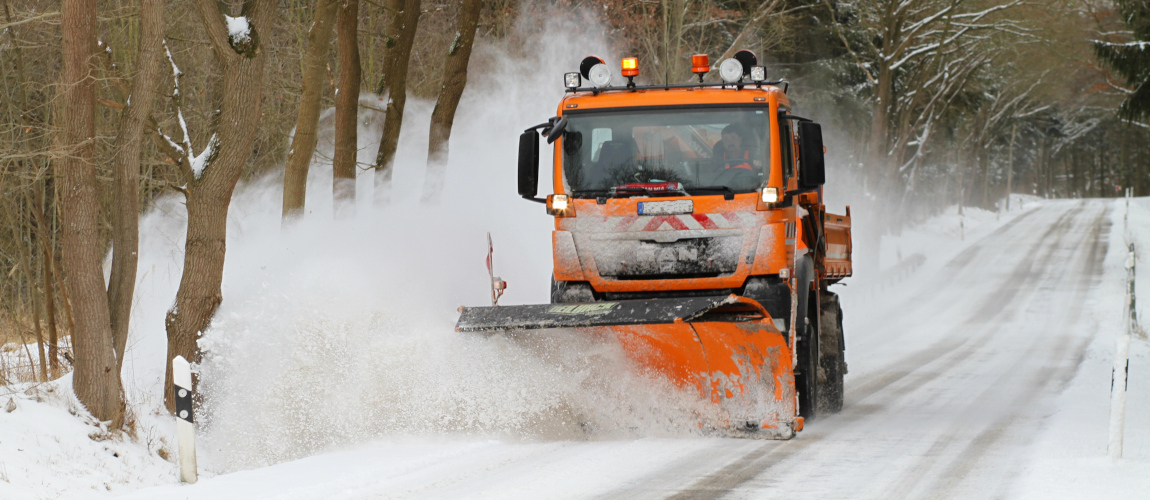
(713, 125), (755, 171)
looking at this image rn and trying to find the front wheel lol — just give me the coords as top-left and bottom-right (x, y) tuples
(793, 257), (818, 421)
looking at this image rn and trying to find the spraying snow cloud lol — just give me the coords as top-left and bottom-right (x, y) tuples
(122, 10), (726, 473)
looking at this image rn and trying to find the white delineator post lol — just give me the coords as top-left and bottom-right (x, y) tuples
(1108, 243), (1135, 460)
(172, 355), (198, 482)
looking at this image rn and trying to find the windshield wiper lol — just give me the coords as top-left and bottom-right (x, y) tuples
(572, 185), (689, 199)
(687, 186), (736, 200)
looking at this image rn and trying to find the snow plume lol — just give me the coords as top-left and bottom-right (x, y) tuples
(123, 10), (721, 473)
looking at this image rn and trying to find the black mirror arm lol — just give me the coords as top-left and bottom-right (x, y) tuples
(522, 195), (547, 204)
(545, 116), (568, 144)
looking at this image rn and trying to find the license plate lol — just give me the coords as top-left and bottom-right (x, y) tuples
(638, 200), (693, 215)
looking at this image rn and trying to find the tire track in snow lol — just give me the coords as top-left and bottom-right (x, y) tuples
(842, 203), (1084, 407)
(915, 202), (1110, 499)
(635, 204), (1086, 499)
(874, 201), (1099, 498)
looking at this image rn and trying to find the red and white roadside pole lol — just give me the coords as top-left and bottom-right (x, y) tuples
(173, 355), (198, 482)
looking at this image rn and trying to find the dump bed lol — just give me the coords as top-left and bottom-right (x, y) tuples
(823, 210), (852, 279)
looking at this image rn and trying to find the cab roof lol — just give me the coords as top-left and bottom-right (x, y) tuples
(558, 85), (789, 113)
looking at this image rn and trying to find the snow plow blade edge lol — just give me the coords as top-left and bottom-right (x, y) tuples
(455, 295), (741, 332)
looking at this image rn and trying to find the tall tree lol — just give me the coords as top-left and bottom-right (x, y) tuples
(372, 0), (421, 205)
(333, 0), (361, 217)
(1093, 0), (1150, 122)
(281, 0), (339, 222)
(108, 0), (166, 374)
(420, 0), (482, 204)
(161, 0), (273, 413)
(59, 0), (123, 422)
(843, 0), (1023, 194)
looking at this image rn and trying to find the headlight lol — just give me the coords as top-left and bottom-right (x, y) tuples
(552, 194), (569, 211)
(761, 187), (780, 203)
(547, 194), (574, 216)
(588, 64), (612, 88)
(719, 58), (743, 84)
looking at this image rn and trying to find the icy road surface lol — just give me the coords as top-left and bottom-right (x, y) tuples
(122, 199), (1138, 499)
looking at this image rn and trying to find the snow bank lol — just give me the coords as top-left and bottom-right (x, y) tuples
(0, 376), (175, 498)
(1009, 198), (1150, 497)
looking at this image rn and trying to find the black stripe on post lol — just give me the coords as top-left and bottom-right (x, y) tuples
(175, 384), (194, 424)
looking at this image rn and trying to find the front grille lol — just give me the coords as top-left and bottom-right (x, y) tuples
(604, 288), (736, 300)
(610, 272), (727, 281)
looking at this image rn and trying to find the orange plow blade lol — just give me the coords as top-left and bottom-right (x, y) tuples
(456, 295), (798, 438)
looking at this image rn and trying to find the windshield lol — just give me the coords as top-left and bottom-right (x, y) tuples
(560, 107), (771, 198)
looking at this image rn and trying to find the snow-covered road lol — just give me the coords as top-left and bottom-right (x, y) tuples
(113, 198), (1148, 499)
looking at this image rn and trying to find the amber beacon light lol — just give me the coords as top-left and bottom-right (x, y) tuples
(691, 54), (710, 82)
(621, 57), (639, 77)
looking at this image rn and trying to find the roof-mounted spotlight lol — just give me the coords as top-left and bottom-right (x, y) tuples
(691, 54), (709, 83)
(588, 64), (612, 88)
(750, 65), (767, 83)
(580, 55), (612, 89)
(718, 58), (743, 84)
(564, 72), (581, 89)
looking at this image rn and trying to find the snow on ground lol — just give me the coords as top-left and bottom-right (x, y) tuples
(0, 376), (175, 499)
(1010, 198), (1150, 498)
(107, 197), (1150, 499)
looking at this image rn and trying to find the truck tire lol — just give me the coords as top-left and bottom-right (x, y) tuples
(551, 278), (595, 303)
(793, 257), (819, 421)
(817, 291), (845, 414)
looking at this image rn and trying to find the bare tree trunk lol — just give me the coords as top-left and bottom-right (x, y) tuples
(108, 0), (165, 375)
(35, 185), (60, 377)
(60, 0), (123, 423)
(420, 0), (481, 204)
(980, 143), (990, 209)
(669, 0), (684, 79)
(164, 0), (272, 413)
(282, 0), (339, 222)
(1005, 123), (1015, 209)
(9, 195), (46, 381)
(28, 251), (48, 381)
(372, 0), (421, 206)
(333, 0), (360, 217)
(871, 62), (893, 192)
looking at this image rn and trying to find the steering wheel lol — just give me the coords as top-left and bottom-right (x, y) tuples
(709, 167), (761, 189)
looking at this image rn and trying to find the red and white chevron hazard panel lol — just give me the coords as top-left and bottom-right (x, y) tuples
(609, 212), (759, 232)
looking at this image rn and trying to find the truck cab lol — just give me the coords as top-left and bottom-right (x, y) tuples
(519, 56), (851, 330)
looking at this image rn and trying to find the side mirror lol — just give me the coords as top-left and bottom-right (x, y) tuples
(518, 130), (540, 199)
(798, 121), (825, 189)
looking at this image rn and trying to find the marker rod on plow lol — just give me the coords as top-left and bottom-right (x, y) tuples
(172, 355), (198, 483)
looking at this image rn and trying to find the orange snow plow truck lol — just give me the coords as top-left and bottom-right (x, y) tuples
(457, 51), (852, 438)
